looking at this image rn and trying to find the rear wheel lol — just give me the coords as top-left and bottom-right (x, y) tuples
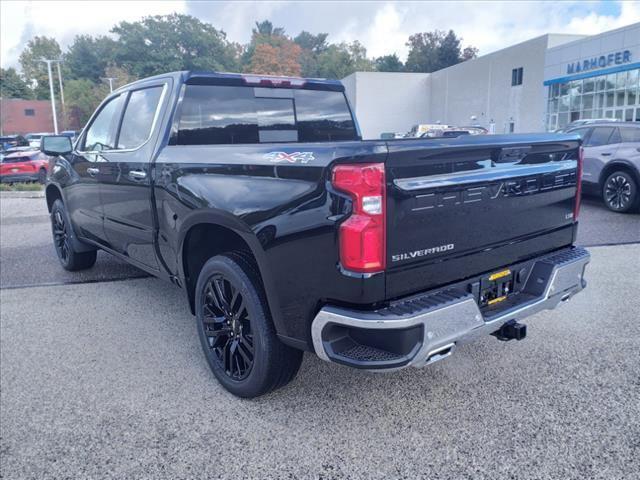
(195, 253), (303, 398)
(50, 199), (97, 271)
(602, 171), (638, 213)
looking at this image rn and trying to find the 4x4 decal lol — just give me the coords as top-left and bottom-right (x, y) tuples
(264, 151), (315, 164)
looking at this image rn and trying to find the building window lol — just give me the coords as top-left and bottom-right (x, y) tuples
(24, 108), (35, 116)
(511, 67), (523, 86)
(509, 122), (515, 133)
(545, 67), (640, 131)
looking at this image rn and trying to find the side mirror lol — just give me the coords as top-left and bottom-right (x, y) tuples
(41, 135), (73, 156)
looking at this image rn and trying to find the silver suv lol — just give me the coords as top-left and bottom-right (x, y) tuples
(567, 122), (640, 213)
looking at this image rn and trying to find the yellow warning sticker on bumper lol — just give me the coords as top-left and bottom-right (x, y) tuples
(489, 269), (511, 281)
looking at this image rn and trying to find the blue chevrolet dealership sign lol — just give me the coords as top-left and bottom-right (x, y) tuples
(567, 50), (631, 74)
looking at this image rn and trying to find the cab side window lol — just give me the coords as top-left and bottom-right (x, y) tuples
(117, 86), (164, 149)
(82, 95), (124, 151)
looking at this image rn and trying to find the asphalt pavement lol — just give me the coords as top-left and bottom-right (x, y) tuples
(1, 194), (639, 479)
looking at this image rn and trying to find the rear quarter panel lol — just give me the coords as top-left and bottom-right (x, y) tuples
(153, 141), (388, 344)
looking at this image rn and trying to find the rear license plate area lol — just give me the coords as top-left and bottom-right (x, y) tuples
(479, 269), (514, 307)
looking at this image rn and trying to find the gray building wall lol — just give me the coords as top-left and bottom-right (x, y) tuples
(342, 71), (430, 139)
(341, 24), (638, 138)
(427, 34), (584, 134)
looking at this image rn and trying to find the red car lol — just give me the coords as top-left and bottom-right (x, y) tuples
(0, 148), (50, 184)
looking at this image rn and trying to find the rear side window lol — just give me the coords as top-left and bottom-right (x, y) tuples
(83, 95), (124, 151)
(175, 85), (357, 145)
(117, 86), (164, 149)
(585, 127), (615, 147)
(620, 127), (640, 143)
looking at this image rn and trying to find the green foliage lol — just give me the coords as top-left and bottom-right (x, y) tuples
(64, 35), (117, 82)
(0, 67), (33, 99)
(18, 36), (62, 99)
(64, 78), (109, 126)
(374, 54), (404, 72)
(9, 15), (479, 131)
(294, 31), (328, 53)
(110, 13), (239, 78)
(405, 29), (476, 73)
(314, 41), (373, 79)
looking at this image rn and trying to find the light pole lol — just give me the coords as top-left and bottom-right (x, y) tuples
(101, 77), (117, 93)
(40, 58), (60, 134)
(56, 61), (66, 131)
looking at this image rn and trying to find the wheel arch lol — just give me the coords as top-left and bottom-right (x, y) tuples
(178, 211), (283, 332)
(598, 160), (640, 191)
(45, 183), (64, 212)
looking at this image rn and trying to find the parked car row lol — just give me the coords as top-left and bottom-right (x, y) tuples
(0, 131), (80, 184)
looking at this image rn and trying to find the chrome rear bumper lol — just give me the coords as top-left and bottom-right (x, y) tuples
(311, 247), (590, 370)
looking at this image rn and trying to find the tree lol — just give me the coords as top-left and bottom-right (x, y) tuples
(294, 31), (328, 53)
(437, 30), (462, 70)
(405, 31), (444, 73)
(253, 20), (285, 37)
(64, 78), (109, 126)
(462, 46), (479, 61)
(374, 54), (404, 72)
(249, 42), (302, 76)
(294, 31), (329, 77)
(64, 35), (117, 82)
(315, 41), (373, 79)
(111, 14), (239, 78)
(405, 29), (477, 73)
(18, 36), (62, 99)
(243, 20), (289, 68)
(0, 68), (33, 99)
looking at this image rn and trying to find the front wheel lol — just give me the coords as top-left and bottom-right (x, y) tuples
(195, 253), (303, 398)
(50, 199), (97, 271)
(602, 171), (638, 213)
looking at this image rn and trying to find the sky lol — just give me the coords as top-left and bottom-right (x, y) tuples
(1, 0), (639, 70)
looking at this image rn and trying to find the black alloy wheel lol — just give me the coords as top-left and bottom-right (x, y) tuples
(50, 199), (97, 271)
(201, 273), (254, 380)
(52, 207), (71, 263)
(195, 253), (303, 397)
(603, 171), (638, 213)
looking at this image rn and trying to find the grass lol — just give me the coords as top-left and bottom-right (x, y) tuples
(0, 182), (44, 192)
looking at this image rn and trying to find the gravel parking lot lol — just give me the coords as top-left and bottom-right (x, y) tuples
(1, 195), (639, 479)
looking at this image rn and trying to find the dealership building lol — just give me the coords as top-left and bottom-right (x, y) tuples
(342, 22), (640, 138)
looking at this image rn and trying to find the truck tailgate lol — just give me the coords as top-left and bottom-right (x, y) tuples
(385, 134), (580, 299)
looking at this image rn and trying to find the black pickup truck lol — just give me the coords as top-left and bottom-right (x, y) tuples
(42, 71), (590, 397)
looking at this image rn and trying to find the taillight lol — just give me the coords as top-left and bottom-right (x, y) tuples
(574, 146), (583, 220)
(332, 163), (386, 273)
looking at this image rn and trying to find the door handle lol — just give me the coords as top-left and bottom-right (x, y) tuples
(86, 167), (99, 176)
(128, 169), (147, 180)
(601, 152), (612, 156)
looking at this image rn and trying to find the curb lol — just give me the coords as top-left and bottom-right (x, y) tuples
(0, 190), (45, 199)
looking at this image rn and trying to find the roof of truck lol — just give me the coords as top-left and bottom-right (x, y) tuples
(116, 71), (345, 92)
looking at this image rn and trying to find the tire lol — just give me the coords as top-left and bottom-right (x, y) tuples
(602, 171), (639, 213)
(38, 168), (47, 184)
(50, 199), (97, 271)
(195, 252), (303, 398)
